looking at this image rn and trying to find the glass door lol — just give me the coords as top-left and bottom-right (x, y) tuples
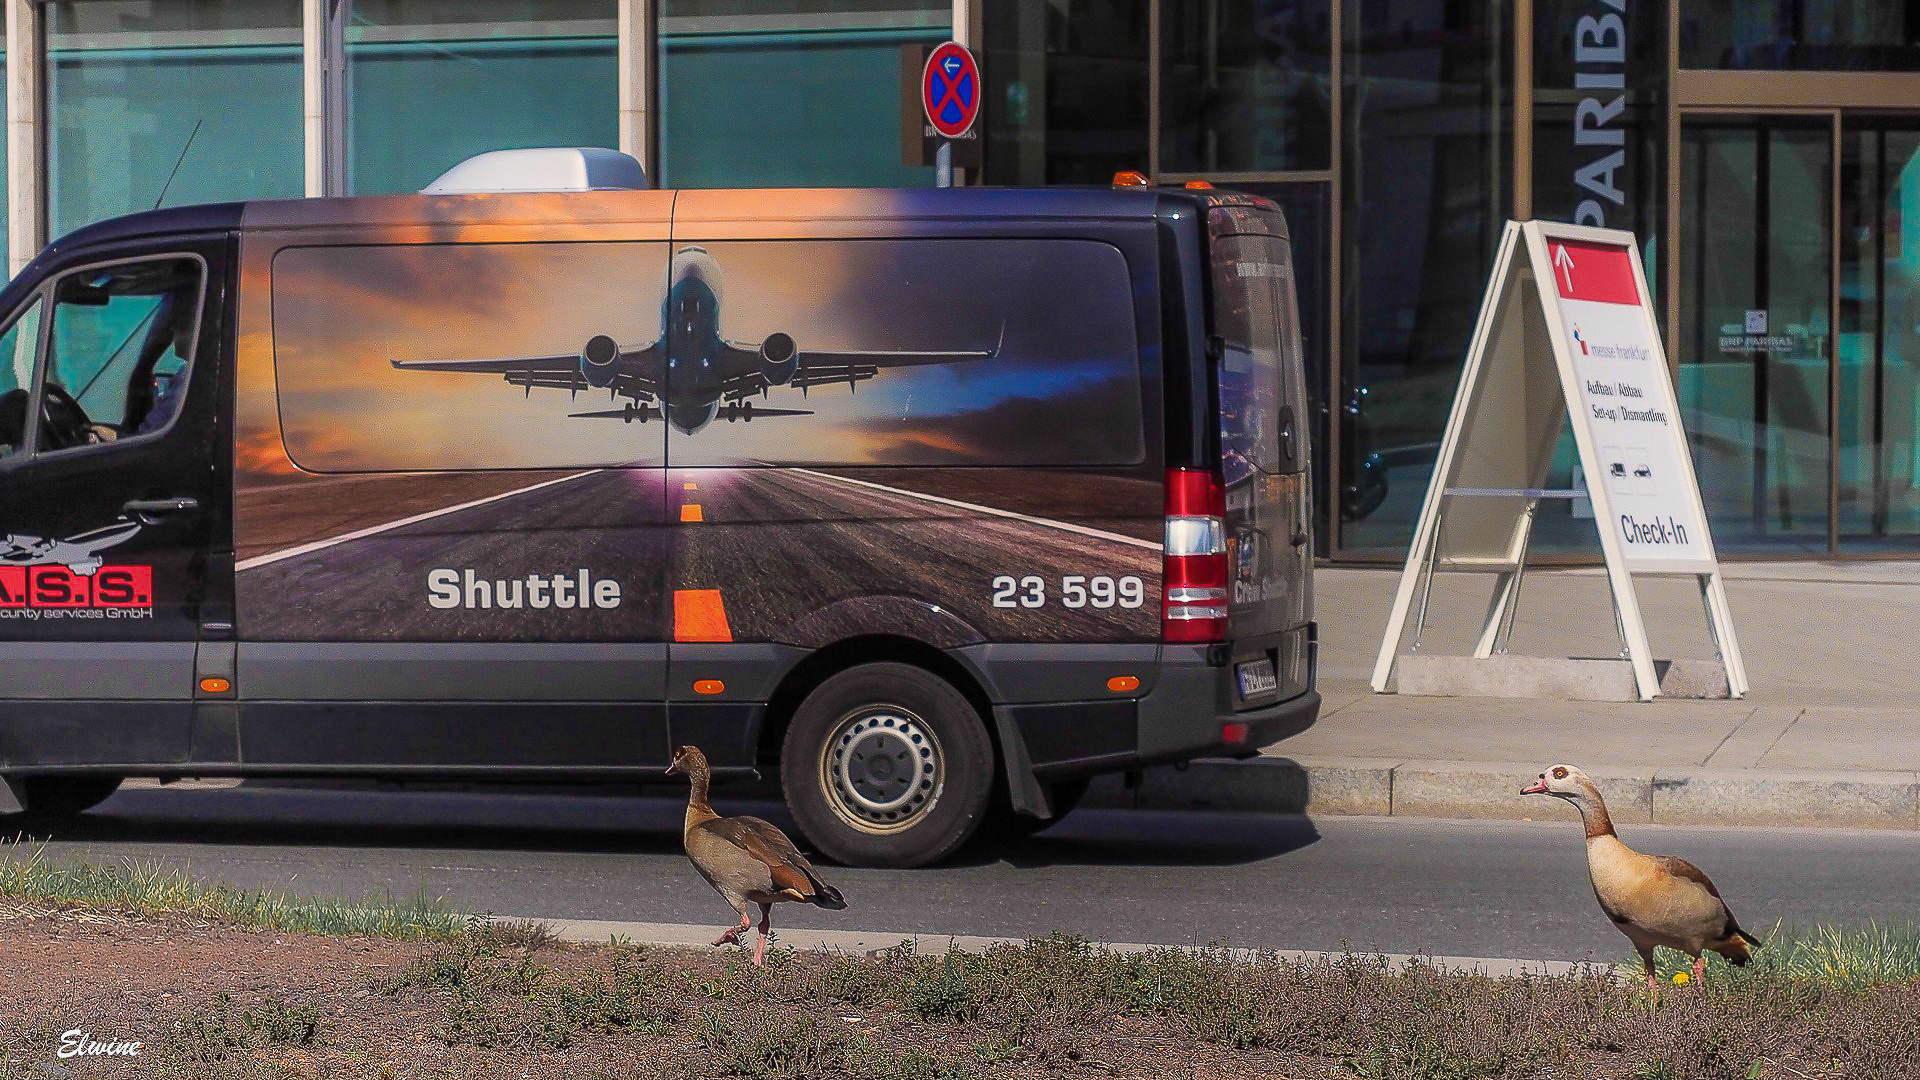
(1677, 114), (1835, 553)
(1838, 118), (1920, 550)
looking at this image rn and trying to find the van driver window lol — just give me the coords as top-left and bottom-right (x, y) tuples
(0, 299), (46, 461)
(33, 258), (202, 455)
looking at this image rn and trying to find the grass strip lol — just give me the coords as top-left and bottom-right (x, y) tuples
(0, 839), (471, 941)
(1626, 920), (1920, 989)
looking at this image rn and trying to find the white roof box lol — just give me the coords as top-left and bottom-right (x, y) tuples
(421, 147), (651, 194)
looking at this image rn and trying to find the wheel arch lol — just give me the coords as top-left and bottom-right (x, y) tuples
(756, 635), (998, 773)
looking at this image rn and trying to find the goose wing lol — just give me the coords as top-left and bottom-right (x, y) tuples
(696, 816), (821, 899)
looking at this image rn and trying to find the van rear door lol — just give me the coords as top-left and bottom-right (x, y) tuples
(1206, 201), (1312, 701)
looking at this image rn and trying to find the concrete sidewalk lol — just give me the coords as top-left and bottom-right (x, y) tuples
(1094, 561), (1920, 830)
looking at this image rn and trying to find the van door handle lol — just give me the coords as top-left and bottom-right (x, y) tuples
(123, 497), (199, 523)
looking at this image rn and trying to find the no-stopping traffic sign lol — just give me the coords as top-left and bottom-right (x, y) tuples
(922, 42), (981, 139)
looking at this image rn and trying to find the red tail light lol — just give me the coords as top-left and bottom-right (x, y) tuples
(1163, 468), (1228, 643)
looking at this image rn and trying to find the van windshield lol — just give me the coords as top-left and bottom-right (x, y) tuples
(1209, 209), (1306, 480)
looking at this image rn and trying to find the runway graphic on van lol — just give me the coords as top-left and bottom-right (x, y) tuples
(235, 467), (1161, 644)
(389, 247), (1005, 437)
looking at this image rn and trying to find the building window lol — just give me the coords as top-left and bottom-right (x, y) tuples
(1681, 1), (1920, 71)
(1158, 0), (1331, 174)
(47, 0), (303, 238)
(346, 1), (617, 196)
(1338, 0), (1512, 554)
(982, 0), (1149, 186)
(658, 1), (948, 189)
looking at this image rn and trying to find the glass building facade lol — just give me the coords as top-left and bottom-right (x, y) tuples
(12, 0), (1920, 559)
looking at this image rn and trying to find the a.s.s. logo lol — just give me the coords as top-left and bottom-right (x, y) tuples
(0, 520), (154, 614)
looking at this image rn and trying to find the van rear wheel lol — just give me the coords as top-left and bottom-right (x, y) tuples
(780, 663), (994, 868)
(6, 775), (123, 817)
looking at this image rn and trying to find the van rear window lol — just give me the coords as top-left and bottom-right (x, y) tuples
(1209, 213), (1306, 479)
(271, 238), (1144, 472)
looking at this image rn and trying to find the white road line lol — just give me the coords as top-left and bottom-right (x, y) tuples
(502, 916), (1595, 977)
(235, 470), (604, 572)
(787, 468), (1161, 552)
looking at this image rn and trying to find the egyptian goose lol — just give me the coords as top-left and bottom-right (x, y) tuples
(665, 745), (847, 965)
(1522, 764), (1759, 989)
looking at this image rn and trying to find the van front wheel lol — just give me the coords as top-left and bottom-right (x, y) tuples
(6, 775), (123, 817)
(780, 663), (994, 868)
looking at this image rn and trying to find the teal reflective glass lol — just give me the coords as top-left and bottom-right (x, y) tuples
(658, 2), (947, 188)
(1677, 118), (1832, 553)
(1681, 2), (1920, 71)
(981, 0), (1149, 186)
(1838, 122), (1920, 549)
(47, 1), (302, 237)
(348, 1), (617, 195)
(1338, 0), (1512, 553)
(1158, 0), (1331, 173)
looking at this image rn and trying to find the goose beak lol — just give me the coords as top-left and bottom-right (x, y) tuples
(1520, 777), (1549, 795)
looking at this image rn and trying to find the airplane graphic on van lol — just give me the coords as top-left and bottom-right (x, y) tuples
(391, 246), (1005, 436)
(0, 519), (142, 576)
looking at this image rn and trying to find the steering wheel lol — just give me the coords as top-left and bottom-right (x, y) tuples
(37, 382), (93, 451)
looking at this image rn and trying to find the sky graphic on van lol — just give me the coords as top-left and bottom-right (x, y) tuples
(266, 237), (1145, 471)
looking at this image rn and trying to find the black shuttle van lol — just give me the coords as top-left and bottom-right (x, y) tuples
(0, 151), (1317, 866)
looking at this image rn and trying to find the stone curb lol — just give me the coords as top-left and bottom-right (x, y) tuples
(518, 917), (1596, 978)
(1083, 757), (1920, 831)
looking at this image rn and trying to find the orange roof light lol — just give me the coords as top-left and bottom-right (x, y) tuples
(1183, 180), (1214, 190)
(693, 679), (725, 696)
(199, 677), (232, 695)
(1112, 170), (1151, 188)
(1106, 675), (1141, 694)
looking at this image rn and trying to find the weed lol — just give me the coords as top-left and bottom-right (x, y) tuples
(241, 998), (319, 1045)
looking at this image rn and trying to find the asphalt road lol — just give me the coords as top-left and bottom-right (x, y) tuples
(238, 466), (1160, 642)
(11, 784), (1918, 963)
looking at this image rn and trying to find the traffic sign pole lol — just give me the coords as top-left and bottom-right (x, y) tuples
(936, 141), (952, 188)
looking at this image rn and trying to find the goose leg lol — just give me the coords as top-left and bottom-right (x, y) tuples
(1636, 944), (1658, 994)
(752, 904), (772, 967)
(713, 909), (750, 948)
(1690, 954), (1706, 987)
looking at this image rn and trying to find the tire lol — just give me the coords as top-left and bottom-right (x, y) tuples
(780, 662), (995, 868)
(6, 775), (123, 817)
(983, 772), (1090, 841)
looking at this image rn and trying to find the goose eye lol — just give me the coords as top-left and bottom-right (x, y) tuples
(1552, 767), (1568, 780)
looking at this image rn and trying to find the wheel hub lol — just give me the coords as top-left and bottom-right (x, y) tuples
(824, 709), (942, 831)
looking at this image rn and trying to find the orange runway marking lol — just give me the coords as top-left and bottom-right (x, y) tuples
(674, 589), (733, 642)
(680, 503), (704, 522)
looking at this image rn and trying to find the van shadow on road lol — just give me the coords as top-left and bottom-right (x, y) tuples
(0, 784), (1321, 870)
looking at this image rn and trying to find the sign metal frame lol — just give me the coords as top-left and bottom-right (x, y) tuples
(1370, 220), (1749, 701)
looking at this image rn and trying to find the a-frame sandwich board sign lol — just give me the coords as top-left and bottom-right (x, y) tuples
(1369, 220), (1748, 702)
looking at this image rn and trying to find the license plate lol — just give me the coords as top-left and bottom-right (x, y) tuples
(1236, 657), (1278, 699)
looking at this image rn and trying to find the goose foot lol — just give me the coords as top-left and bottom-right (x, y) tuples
(713, 912), (752, 948)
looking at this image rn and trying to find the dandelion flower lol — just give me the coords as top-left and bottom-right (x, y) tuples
(1671, 971), (1690, 986)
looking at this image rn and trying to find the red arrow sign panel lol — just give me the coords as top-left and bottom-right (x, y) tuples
(1548, 240), (1641, 306)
